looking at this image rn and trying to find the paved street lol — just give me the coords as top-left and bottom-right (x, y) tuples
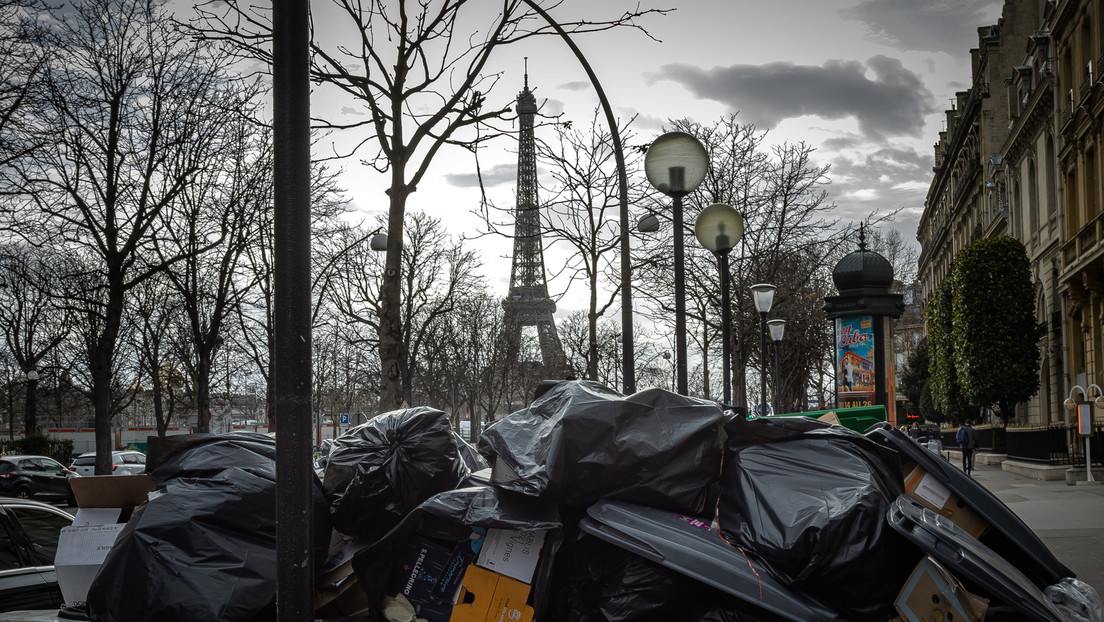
(967, 459), (1104, 595)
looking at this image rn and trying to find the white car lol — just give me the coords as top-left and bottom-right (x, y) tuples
(68, 450), (147, 477)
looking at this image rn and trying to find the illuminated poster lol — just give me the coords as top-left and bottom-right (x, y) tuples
(836, 315), (875, 408)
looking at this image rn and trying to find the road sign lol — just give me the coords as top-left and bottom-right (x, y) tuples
(755, 403), (771, 417)
(340, 413), (349, 425)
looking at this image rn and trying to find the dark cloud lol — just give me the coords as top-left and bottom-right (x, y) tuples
(824, 143), (933, 243)
(444, 163), (515, 188)
(651, 56), (936, 139)
(840, 0), (1003, 54)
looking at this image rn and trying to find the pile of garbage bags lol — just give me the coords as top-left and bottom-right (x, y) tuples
(79, 380), (1103, 622)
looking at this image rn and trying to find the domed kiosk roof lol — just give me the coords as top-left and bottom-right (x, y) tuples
(833, 227), (894, 293)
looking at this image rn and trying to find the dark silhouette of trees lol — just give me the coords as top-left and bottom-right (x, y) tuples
(5, 0), (259, 473)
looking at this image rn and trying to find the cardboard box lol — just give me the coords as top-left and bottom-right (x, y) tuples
(475, 528), (545, 584)
(54, 475), (155, 606)
(895, 556), (988, 622)
(449, 565), (534, 622)
(904, 465), (989, 537)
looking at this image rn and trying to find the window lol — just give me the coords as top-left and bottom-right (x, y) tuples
(10, 507), (70, 566)
(0, 519), (23, 571)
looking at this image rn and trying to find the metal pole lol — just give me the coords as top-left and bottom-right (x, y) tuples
(773, 339), (782, 413)
(718, 249), (732, 406)
(273, 0), (313, 616)
(674, 194), (688, 395)
(759, 311), (768, 416)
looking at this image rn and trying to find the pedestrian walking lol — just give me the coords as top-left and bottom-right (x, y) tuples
(957, 419), (979, 475)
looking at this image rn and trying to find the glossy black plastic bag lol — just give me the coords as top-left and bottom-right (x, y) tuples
(479, 381), (725, 514)
(85, 432), (331, 622)
(322, 406), (475, 540)
(717, 415), (918, 622)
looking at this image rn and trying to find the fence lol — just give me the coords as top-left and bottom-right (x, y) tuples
(941, 424), (1103, 467)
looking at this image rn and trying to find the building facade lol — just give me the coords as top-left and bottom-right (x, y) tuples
(918, 0), (1102, 426)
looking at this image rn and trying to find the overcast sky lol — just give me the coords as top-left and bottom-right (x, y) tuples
(318, 0), (1006, 313)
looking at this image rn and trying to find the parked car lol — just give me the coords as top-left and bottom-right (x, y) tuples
(0, 497), (74, 613)
(68, 450), (146, 477)
(0, 457), (78, 504)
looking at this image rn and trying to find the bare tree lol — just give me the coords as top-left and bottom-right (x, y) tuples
(0, 244), (70, 433)
(523, 109), (657, 382)
(4, 0), (257, 473)
(193, 0), (669, 409)
(637, 115), (848, 410)
(154, 107), (269, 433)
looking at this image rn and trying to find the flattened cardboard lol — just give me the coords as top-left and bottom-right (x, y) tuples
(895, 556), (988, 622)
(69, 475), (155, 509)
(904, 465), (988, 538)
(475, 528), (544, 584)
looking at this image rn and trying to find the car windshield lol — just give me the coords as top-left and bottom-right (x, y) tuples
(72, 457), (95, 466)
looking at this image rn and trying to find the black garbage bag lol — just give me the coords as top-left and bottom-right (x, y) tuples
(717, 415), (919, 622)
(479, 380), (725, 514)
(322, 406), (475, 540)
(348, 484), (563, 621)
(85, 432), (331, 622)
(547, 535), (715, 621)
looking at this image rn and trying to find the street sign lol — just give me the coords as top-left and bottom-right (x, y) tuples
(340, 413), (349, 425)
(756, 403), (771, 417)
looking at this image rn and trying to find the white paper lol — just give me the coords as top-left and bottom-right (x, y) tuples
(72, 507), (121, 527)
(913, 471), (952, 509)
(476, 528), (545, 584)
(54, 523), (126, 566)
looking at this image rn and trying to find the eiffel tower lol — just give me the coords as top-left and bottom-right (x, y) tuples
(502, 69), (567, 377)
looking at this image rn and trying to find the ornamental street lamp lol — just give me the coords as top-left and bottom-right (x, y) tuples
(768, 318), (786, 414)
(750, 284), (776, 415)
(645, 131), (708, 396)
(694, 203), (743, 406)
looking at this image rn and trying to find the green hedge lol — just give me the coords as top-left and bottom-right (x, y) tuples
(0, 435), (76, 465)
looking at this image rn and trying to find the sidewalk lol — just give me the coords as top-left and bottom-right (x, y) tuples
(963, 458), (1104, 596)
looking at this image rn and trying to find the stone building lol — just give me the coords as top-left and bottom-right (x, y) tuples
(917, 0), (1102, 425)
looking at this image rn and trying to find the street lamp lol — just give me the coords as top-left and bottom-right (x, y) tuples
(645, 131), (708, 396)
(750, 284), (776, 416)
(694, 203), (742, 406)
(25, 368), (39, 435)
(767, 319), (786, 414)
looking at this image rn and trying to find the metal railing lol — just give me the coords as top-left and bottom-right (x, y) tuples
(941, 424), (1103, 466)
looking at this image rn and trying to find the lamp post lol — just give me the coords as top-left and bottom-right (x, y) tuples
(24, 368), (39, 435)
(750, 284), (776, 416)
(694, 203), (742, 406)
(645, 131), (708, 396)
(767, 319), (786, 414)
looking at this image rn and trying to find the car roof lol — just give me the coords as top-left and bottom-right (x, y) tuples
(76, 449), (144, 457)
(0, 455), (57, 461)
(0, 496), (76, 516)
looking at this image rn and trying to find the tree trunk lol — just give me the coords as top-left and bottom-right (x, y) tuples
(379, 182), (409, 410)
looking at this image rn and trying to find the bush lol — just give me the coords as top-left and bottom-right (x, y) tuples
(0, 435), (76, 465)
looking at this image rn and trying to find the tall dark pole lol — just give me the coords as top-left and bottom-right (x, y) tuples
(759, 311), (768, 416)
(24, 371), (38, 435)
(673, 191), (688, 395)
(273, 0), (313, 617)
(773, 339), (781, 413)
(718, 249), (732, 405)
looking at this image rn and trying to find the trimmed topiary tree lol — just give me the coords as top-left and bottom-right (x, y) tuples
(950, 236), (1040, 423)
(927, 280), (971, 423)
